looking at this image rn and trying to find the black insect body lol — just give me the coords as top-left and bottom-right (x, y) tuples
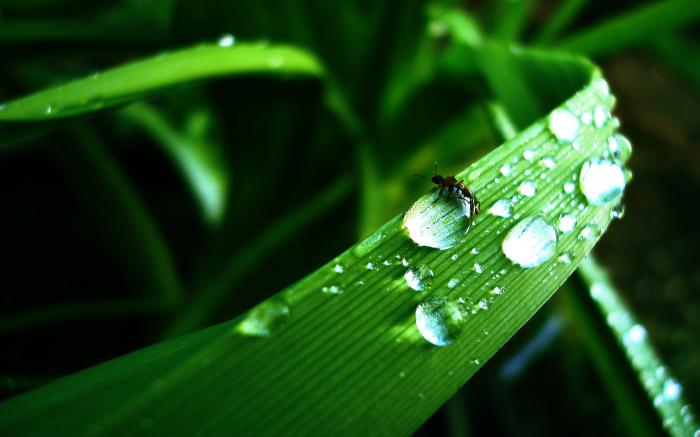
(418, 162), (481, 217)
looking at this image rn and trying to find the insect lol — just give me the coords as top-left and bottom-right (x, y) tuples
(416, 162), (481, 217)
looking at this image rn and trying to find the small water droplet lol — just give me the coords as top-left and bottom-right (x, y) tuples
(333, 264), (344, 273)
(579, 224), (601, 241)
(557, 213), (577, 234)
(473, 263), (483, 274)
(236, 297), (290, 337)
(448, 278), (459, 288)
(663, 378), (682, 401)
(478, 299), (489, 310)
(322, 285), (343, 295)
(490, 286), (504, 295)
(523, 149), (536, 161)
(489, 198), (513, 218)
(624, 324), (647, 344)
(470, 247), (480, 255)
(518, 180), (537, 197)
(354, 232), (383, 256)
(549, 109), (579, 142)
(558, 253), (572, 264)
(502, 216), (558, 268)
(563, 182), (576, 194)
(611, 204), (625, 219)
(404, 265), (434, 291)
(217, 33), (236, 47)
(267, 54), (284, 68)
(382, 259), (392, 266)
(472, 358), (481, 365)
(415, 296), (466, 346)
(402, 258), (410, 266)
(403, 189), (476, 250)
(580, 112), (593, 125)
(608, 134), (632, 164)
(0, 103), (5, 111)
(45, 104), (53, 114)
(579, 158), (626, 205)
(450, 254), (458, 261)
(366, 262), (377, 270)
(500, 164), (513, 176)
(539, 157), (556, 169)
(593, 106), (609, 127)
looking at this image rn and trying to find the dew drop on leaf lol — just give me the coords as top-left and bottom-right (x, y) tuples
(548, 109), (579, 142)
(415, 296), (466, 346)
(579, 158), (626, 205)
(404, 265), (434, 291)
(557, 213), (577, 234)
(236, 297), (290, 337)
(502, 216), (558, 268)
(489, 198), (513, 218)
(403, 189), (476, 250)
(579, 224), (601, 241)
(217, 33), (236, 47)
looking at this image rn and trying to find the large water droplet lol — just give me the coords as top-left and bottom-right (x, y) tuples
(502, 216), (558, 268)
(404, 265), (434, 291)
(518, 180), (537, 197)
(403, 189), (476, 250)
(217, 33), (236, 47)
(489, 198), (513, 218)
(579, 158), (626, 205)
(415, 296), (466, 346)
(236, 297), (290, 337)
(549, 109), (579, 142)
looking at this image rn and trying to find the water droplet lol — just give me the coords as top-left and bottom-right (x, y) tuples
(558, 253), (572, 264)
(518, 180), (537, 197)
(404, 265), (434, 291)
(402, 258), (410, 266)
(539, 157), (556, 169)
(489, 198), (513, 218)
(478, 299), (489, 310)
(549, 109), (579, 142)
(472, 358), (481, 365)
(611, 204), (625, 219)
(217, 33), (236, 47)
(563, 182), (576, 194)
(236, 297), (290, 337)
(448, 278), (459, 288)
(624, 324), (647, 344)
(470, 247), (480, 255)
(502, 216), (558, 268)
(580, 112), (593, 125)
(366, 262), (377, 271)
(403, 189), (476, 250)
(322, 285), (343, 295)
(579, 224), (601, 241)
(608, 134), (632, 164)
(523, 149), (536, 161)
(382, 259), (391, 266)
(45, 104), (53, 114)
(267, 54), (284, 68)
(557, 213), (577, 233)
(333, 264), (344, 273)
(450, 254), (458, 261)
(0, 103), (5, 111)
(354, 232), (383, 256)
(663, 378), (682, 401)
(500, 164), (513, 176)
(415, 296), (466, 346)
(593, 106), (608, 127)
(490, 286), (504, 295)
(473, 263), (483, 274)
(579, 158), (626, 205)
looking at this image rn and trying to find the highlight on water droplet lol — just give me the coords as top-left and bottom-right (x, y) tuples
(579, 158), (626, 205)
(236, 297), (290, 337)
(415, 296), (467, 346)
(502, 216), (558, 268)
(539, 157), (556, 169)
(404, 265), (434, 291)
(608, 133), (632, 164)
(611, 204), (625, 219)
(322, 285), (343, 295)
(563, 181), (576, 194)
(593, 106), (609, 127)
(558, 253), (572, 264)
(557, 213), (577, 234)
(500, 164), (513, 177)
(473, 263), (483, 274)
(333, 264), (344, 273)
(579, 224), (601, 241)
(548, 109), (579, 142)
(523, 149), (536, 161)
(489, 198), (513, 218)
(403, 189), (476, 250)
(518, 180), (537, 197)
(448, 278), (459, 289)
(217, 33), (236, 47)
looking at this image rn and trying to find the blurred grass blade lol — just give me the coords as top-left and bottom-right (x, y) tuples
(120, 103), (229, 225)
(534, 0), (588, 44)
(578, 256), (699, 437)
(491, 0), (535, 41)
(556, 0), (700, 56)
(0, 47), (631, 434)
(0, 42), (323, 121)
